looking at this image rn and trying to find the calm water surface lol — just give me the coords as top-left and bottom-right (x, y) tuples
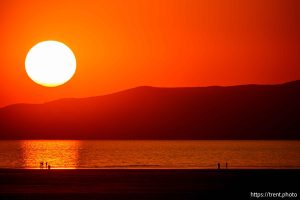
(0, 140), (299, 169)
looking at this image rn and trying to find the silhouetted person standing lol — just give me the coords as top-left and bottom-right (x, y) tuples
(217, 163), (220, 169)
(46, 162), (48, 168)
(40, 161), (44, 169)
(226, 162), (228, 169)
(48, 165), (51, 170)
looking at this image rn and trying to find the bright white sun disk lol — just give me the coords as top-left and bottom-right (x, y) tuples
(25, 41), (76, 87)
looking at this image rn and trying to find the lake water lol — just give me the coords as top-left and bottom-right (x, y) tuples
(0, 140), (299, 169)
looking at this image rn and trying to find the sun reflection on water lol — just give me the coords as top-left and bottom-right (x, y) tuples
(21, 140), (79, 169)
(0, 140), (298, 169)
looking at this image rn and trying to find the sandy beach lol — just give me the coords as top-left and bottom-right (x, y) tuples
(0, 169), (298, 199)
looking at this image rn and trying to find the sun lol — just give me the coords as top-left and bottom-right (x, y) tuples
(25, 40), (76, 87)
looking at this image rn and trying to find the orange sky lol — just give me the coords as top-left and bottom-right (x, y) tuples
(0, 0), (299, 107)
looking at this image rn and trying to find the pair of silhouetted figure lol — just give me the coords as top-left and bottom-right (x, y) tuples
(40, 161), (51, 170)
(217, 162), (228, 169)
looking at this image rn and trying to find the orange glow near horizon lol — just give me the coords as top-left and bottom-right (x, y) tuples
(0, 0), (299, 107)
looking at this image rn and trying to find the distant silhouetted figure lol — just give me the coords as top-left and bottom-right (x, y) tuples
(226, 162), (228, 169)
(48, 165), (51, 170)
(217, 163), (220, 169)
(46, 162), (48, 168)
(40, 161), (44, 169)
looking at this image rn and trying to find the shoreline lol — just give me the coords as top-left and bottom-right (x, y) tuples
(0, 168), (299, 199)
(1, 166), (300, 170)
(0, 167), (300, 170)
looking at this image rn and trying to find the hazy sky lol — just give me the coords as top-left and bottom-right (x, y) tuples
(0, 0), (299, 106)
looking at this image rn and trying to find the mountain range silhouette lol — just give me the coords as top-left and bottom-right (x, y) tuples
(0, 80), (299, 139)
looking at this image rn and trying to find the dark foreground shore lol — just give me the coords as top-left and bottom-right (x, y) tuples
(0, 169), (299, 200)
